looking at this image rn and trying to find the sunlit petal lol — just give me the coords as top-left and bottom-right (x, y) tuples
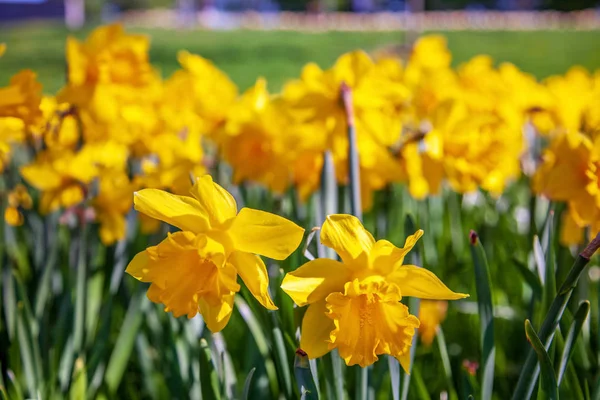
(189, 175), (237, 228)
(281, 258), (349, 306)
(300, 300), (334, 359)
(230, 251), (277, 310)
(389, 265), (469, 300)
(320, 214), (374, 264)
(228, 207), (304, 260)
(134, 188), (209, 233)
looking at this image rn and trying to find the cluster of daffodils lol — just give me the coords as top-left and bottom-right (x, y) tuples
(3, 25), (599, 244)
(1, 25), (237, 244)
(1, 23), (599, 368)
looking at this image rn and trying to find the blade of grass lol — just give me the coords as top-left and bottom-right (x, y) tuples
(512, 258), (542, 300)
(235, 296), (279, 397)
(469, 231), (495, 400)
(436, 327), (458, 400)
(270, 314), (293, 399)
(68, 358), (86, 400)
(524, 320), (558, 400)
(557, 301), (590, 386)
(388, 356), (400, 400)
(541, 213), (557, 318)
(104, 286), (149, 394)
(199, 338), (221, 400)
(242, 368), (256, 400)
(73, 222), (88, 361)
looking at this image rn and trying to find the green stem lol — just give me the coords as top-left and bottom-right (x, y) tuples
(341, 82), (361, 221)
(512, 232), (600, 399)
(72, 221), (88, 357)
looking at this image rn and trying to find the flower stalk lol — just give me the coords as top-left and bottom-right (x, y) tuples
(341, 82), (361, 220)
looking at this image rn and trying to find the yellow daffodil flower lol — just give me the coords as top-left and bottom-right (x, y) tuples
(126, 175), (304, 332)
(281, 214), (467, 370)
(218, 78), (293, 194)
(93, 171), (136, 245)
(20, 148), (98, 214)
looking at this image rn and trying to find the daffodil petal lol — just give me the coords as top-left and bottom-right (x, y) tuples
(281, 258), (349, 306)
(389, 265), (468, 300)
(189, 175), (237, 228)
(230, 251), (277, 310)
(125, 250), (150, 281)
(20, 163), (62, 191)
(321, 214), (375, 264)
(198, 293), (236, 333)
(228, 208), (304, 260)
(369, 230), (423, 275)
(397, 350), (412, 374)
(300, 300), (334, 359)
(134, 188), (209, 233)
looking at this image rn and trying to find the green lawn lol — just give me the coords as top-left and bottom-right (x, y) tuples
(1, 22), (600, 94)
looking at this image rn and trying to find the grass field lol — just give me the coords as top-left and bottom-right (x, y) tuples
(2, 23), (600, 93)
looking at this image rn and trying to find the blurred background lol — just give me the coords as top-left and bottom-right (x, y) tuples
(1, 0), (600, 122)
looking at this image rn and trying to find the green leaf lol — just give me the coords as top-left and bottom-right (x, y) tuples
(524, 320), (558, 400)
(199, 338), (221, 400)
(270, 314), (292, 399)
(68, 358), (86, 400)
(242, 368), (256, 400)
(512, 258), (543, 300)
(294, 350), (318, 400)
(541, 213), (557, 315)
(557, 301), (590, 386)
(469, 231), (495, 400)
(436, 328), (458, 400)
(388, 356), (400, 400)
(104, 287), (149, 394)
(234, 296), (279, 396)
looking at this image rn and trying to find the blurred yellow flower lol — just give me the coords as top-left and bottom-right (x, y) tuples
(533, 131), (600, 244)
(4, 183), (33, 227)
(418, 300), (448, 346)
(218, 78), (292, 194)
(176, 51), (238, 136)
(0, 70), (43, 126)
(281, 214), (467, 369)
(126, 175), (304, 332)
(282, 51), (406, 209)
(93, 171), (136, 245)
(20, 148), (98, 214)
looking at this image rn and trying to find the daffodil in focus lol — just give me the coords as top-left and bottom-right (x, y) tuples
(281, 214), (467, 370)
(126, 175), (304, 332)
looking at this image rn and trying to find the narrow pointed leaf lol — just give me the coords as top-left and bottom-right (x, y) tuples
(524, 320), (558, 400)
(199, 338), (221, 400)
(242, 368), (256, 400)
(557, 301), (590, 386)
(469, 231), (495, 400)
